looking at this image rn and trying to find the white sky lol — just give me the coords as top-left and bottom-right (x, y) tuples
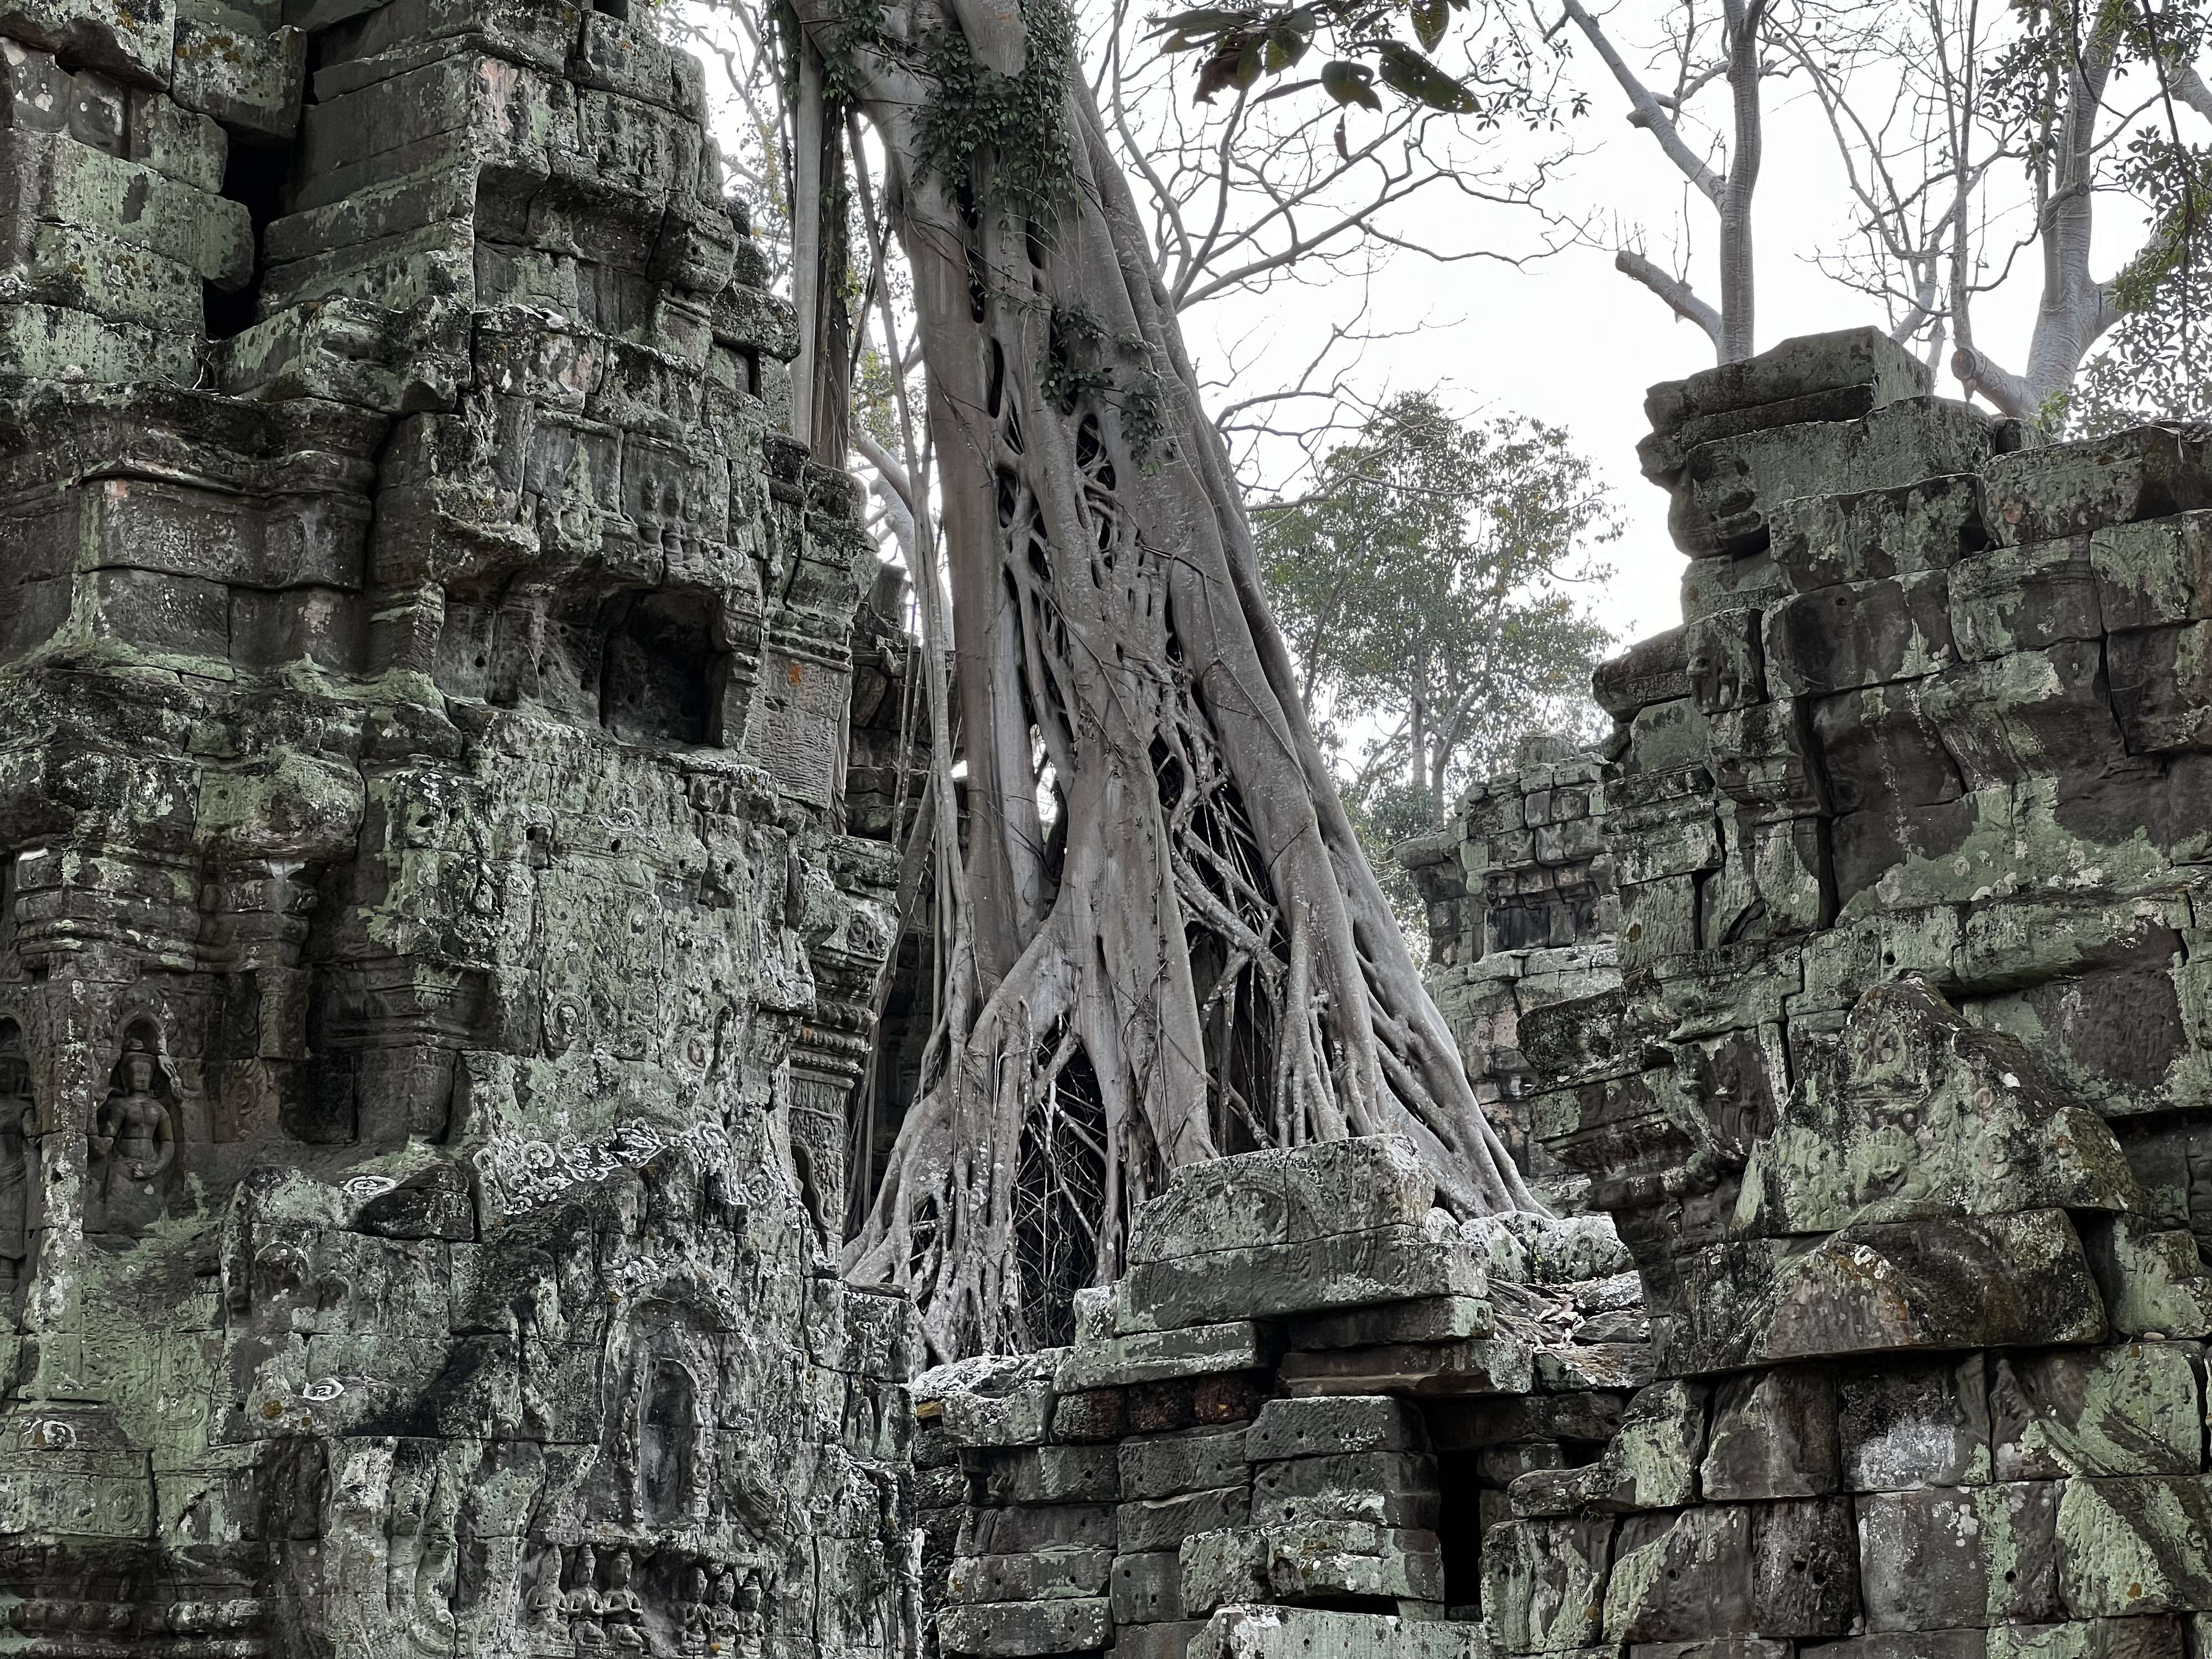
(1164, 42), (2154, 651)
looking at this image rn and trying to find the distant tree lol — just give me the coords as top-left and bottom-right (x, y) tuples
(1258, 394), (1615, 936)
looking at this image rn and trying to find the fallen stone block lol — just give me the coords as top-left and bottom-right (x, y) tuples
(946, 1548), (1115, 1604)
(1991, 1344), (2203, 1480)
(1536, 1344), (1661, 1393)
(1120, 1427), (1250, 1501)
(1278, 1338), (1532, 1399)
(1057, 1322), (1276, 1392)
(1702, 1365), (1839, 1500)
(2055, 1475), (2212, 1616)
(938, 1597), (1112, 1657)
(1858, 1481), (2063, 1630)
(1193, 1605), (1489, 1659)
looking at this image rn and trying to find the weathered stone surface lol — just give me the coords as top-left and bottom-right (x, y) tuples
(1990, 1344), (2203, 1480)
(1701, 1366), (1839, 1500)
(1126, 1137), (1436, 1265)
(975, 1444), (1123, 1505)
(938, 1597), (1113, 1656)
(1121, 1487), (1255, 1554)
(1058, 1322), (1276, 1391)
(1262, 1520), (1444, 1602)
(1285, 1296), (1495, 1349)
(2055, 1477), (2212, 1616)
(1985, 1620), (2185, 1659)
(1247, 1396), (1432, 1460)
(1251, 1451), (1439, 1529)
(949, 1549), (1117, 1604)
(1277, 1337), (1533, 1398)
(1841, 1358), (1995, 1490)
(1857, 1481), (2063, 1630)
(1178, 1530), (1269, 1616)
(1484, 1514), (1614, 1653)
(1120, 1427), (1251, 1500)
(1192, 1605), (1490, 1659)
(1113, 1550), (1188, 1624)
(1117, 1226), (1488, 1333)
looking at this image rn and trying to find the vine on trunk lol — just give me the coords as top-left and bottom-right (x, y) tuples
(809, 0), (1541, 1360)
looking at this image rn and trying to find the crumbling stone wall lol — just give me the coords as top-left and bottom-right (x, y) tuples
(1401, 734), (1618, 1193)
(929, 332), (2212, 1659)
(0, 0), (920, 1651)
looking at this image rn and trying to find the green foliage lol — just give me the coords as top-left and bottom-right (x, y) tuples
(1257, 393), (1615, 932)
(1990, 0), (2212, 429)
(1149, 0), (1577, 124)
(1037, 303), (1181, 467)
(919, 0), (1081, 226)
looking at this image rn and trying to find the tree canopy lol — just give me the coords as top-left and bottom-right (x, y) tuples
(1257, 394), (1615, 936)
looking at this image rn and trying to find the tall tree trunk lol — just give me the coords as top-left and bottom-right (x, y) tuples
(807, 0), (1538, 1360)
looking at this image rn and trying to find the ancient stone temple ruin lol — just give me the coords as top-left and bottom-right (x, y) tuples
(0, 0), (919, 1648)
(920, 332), (2212, 1659)
(3, 0), (2212, 1632)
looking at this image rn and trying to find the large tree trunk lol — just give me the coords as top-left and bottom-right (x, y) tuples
(811, 0), (1539, 1360)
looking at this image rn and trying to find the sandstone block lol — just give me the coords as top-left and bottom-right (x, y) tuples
(1250, 1451), (1439, 1529)
(976, 1446), (1122, 1506)
(1178, 1529), (1267, 1616)
(1119, 1428), (1250, 1501)
(1603, 1505), (1754, 1643)
(938, 1597), (1112, 1657)
(1802, 1634), (1989, 1659)
(1985, 1621), (2184, 1659)
(1286, 1297), (1495, 1350)
(1766, 570), (1958, 695)
(1113, 1550), (1186, 1624)
(1702, 1366), (1839, 1500)
(1057, 1323), (1276, 1392)
(1841, 1357), (1994, 1491)
(1117, 1228), (1485, 1334)
(1264, 1520), (1443, 1603)
(171, 20), (305, 140)
(1985, 427), (2212, 546)
(1277, 1337), (1532, 1399)
(1991, 1344), (2203, 1480)
(1858, 1481), (2063, 1630)
(1484, 1515), (1614, 1653)
(1249, 1397), (1430, 1461)
(1120, 1486), (1253, 1554)
(1126, 1136), (1434, 1265)
(1056, 1391), (1128, 1443)
(1192, 1606), (1489, 1659)
(947, 1548), (1115, 1604)
(1673, 1211), (2106, 1374)
(1645, 326), (1932, 439)
(2093, 512), (2212, 630)
(1120, 1620), (1210, 1659)
(1769, 472), (1987, 592)
(959, 1503), (1118, 1558)
(2056, 1475), (2212, 1615)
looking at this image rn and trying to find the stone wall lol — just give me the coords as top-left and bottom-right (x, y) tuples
(928, 331), (2212, 1659)
(0, 0), (920, 1651)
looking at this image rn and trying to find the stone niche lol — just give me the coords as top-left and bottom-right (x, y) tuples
(0, 0), (920, 1648)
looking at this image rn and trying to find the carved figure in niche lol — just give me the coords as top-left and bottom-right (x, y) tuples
(679, 1566), (711, 1656)
(524, 1541), (568, 1642)
(566, 1544), (606, 1649)
(602, 1549), (645, 1652)
(0, 1022), (36, 1280)
(706, 1571), (738, 1656)
(87, 1031), (175, 1235)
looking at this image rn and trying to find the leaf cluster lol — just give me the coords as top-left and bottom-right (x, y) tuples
(1149, 0), (1560, 122)
(919, 0), (1082, 224)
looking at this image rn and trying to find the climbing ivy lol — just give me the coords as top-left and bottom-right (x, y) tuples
(1039, 304), (1179, 469)
(917, 0), (1080, 226)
